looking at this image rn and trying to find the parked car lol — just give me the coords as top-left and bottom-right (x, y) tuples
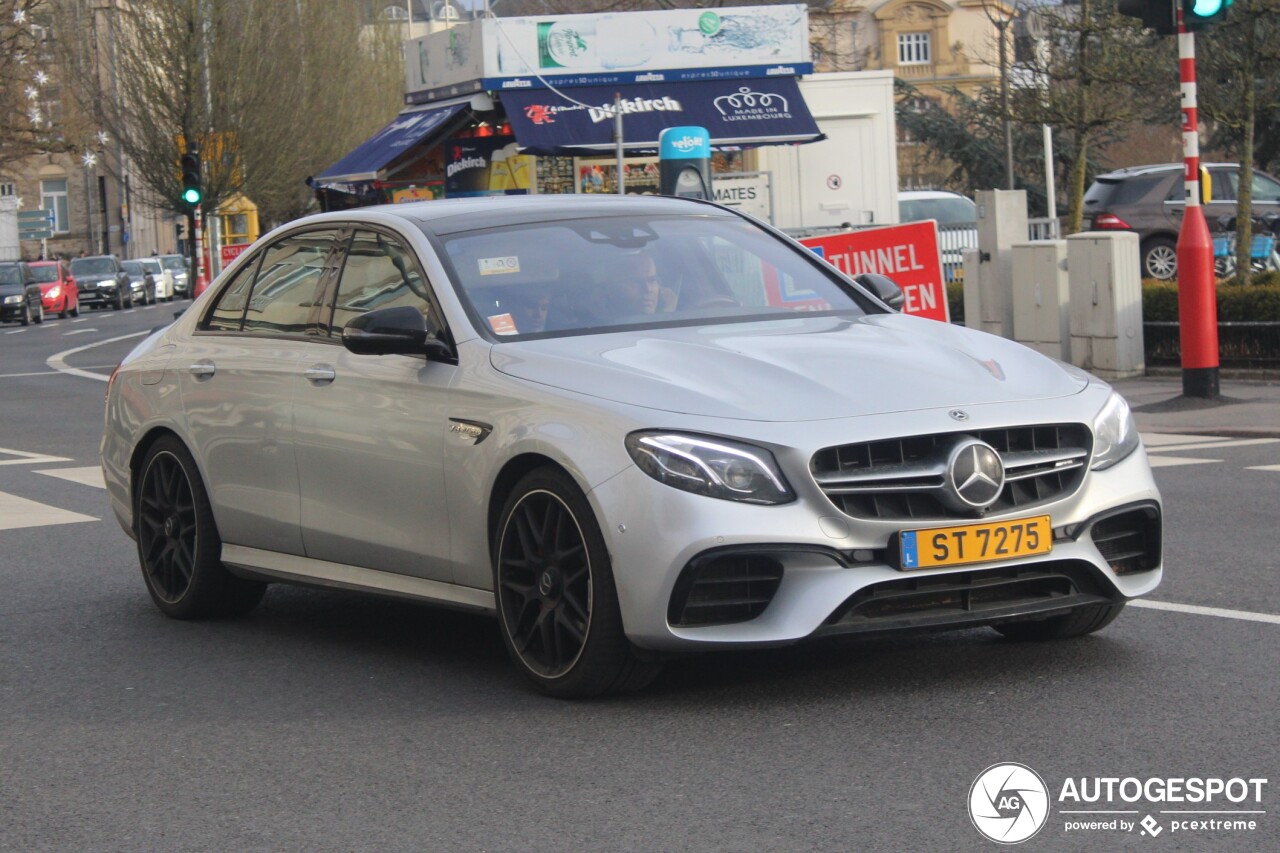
(29, 259), (79, 318)
(898, 189), (978, 283)
(0, 261), (46, 325)
(102, 195), (1162, 697)
(142, 257), (175, 300)
(70, 255), (132, 310)
(159, 254), (191, 297)
(1082, 162), (1280, 280)
(121, 260), (159, 305)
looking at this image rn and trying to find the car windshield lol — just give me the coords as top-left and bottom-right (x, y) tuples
(29, 264), (60, 283)
(0, 265), (23, 285)
(122, 261), (144, 276)
(71, 257), (117, 276)
(141, 259), (163, 274)
(439, 215), (868, 340)
(161, 256), (186, 271)
(899, 197), (977, 226)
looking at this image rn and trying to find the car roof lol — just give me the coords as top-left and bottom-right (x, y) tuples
(898, 190), (972, 201)
(288, 195), (737, 238)
(1095, 162), (1239, 180)
(29, 260), (59, 266)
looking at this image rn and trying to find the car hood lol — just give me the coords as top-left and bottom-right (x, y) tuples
(76, 274), (118, 284)
(489, 314), (1089, 422)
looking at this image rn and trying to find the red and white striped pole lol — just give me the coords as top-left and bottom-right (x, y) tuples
(1175, 11), (1219, 398)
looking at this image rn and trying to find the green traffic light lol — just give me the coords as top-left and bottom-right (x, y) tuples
(1190, 0), (1226, 15)
(182, 187), (202, 205)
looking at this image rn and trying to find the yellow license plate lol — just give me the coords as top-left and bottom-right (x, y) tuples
(898, 515), (1052, 570)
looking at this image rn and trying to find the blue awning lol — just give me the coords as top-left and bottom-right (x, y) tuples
(315, 104), (467, 184)
(501, 77), (822, 155)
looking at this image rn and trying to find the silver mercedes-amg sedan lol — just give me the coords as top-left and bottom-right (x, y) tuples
(102, 195), (1162, 697)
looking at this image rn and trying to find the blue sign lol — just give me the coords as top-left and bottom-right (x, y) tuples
(659, 127), (710, 160)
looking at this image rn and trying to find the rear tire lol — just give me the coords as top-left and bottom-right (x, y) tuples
(135, 436), (267, 619)
(993, 602), (1125, 641)
(1141, 237), (1178, 280)
(493, 467), (661, 698)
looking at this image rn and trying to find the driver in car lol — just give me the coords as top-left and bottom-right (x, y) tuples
(603, 250), (676, 316)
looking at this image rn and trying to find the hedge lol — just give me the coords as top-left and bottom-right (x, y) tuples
(944, 279), (1280, 325)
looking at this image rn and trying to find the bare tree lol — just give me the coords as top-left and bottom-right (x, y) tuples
(1198, 0), (1280, 279)
(0, 0), (70, 168)
(1012, 0), (1174, 233)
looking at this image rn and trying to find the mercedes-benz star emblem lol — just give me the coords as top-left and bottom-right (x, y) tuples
(949, 410), (969, 421)
(946, 439), (1005, 509)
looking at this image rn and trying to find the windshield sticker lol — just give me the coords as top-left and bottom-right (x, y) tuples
(488, 313), (519, 335)
(479, 256), (521, 276)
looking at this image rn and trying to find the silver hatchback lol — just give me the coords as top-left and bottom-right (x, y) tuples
(102, 196), (1162, 697)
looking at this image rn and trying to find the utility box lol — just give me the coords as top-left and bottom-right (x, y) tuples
(970, 189), (1028, 338)
(961, 247), (982, 329)
(1067, 232), (1145, 378)
(1011, 240), (1069, 360)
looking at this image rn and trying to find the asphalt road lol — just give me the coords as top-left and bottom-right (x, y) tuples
(1, 305), (1276, 852)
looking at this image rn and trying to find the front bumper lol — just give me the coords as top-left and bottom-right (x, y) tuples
(78, 285), (120, 306)
(591, 445), (1161, 652)
(1, 301), (29, 321)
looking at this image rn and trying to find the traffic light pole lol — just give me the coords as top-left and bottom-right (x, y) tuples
(1175, 12), (1220, 398)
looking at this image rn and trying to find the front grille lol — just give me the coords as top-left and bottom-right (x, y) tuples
(822, 561), (1109, 633)
(810, 424), (1091, 521)
(668, 552), (784, 627)
(1089, 505), (1161, 575)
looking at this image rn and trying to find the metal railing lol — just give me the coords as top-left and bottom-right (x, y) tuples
(1144, 321), (1280, 369)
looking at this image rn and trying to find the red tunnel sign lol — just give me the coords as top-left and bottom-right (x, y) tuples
(800, 221), (949, 322)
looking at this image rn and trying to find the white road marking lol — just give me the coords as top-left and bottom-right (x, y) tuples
(1140, 433), (1228, 447)
(1131, 598), (1280, 625)
(4, 328), (27, 335)
(0, 447), (73, 466)
(63, 328), (97, 336)
(70, 317), (89, 323)
(0, 370), (62, 378)
(1247, 465), (1280, 472)
(1146, 456), (1221, 468)
(0, 490), (97, 530)
(36, 466), (105, 488)
(1147, 438), (1280, 453)
(46, 329), (149, 382)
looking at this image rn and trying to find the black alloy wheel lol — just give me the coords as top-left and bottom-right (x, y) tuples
(494, 468), (660, 698)
(135, 437), (266, 619)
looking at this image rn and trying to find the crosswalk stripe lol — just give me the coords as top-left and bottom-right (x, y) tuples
(1147, 438), (1280, 453)
(36, 466), (105, 488)
(0, 490), (97, 530)
(1247, 465), (1280, 472)
(0, 447), (73, 466)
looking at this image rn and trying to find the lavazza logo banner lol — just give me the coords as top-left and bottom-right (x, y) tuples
(968, 762), (1268, 844)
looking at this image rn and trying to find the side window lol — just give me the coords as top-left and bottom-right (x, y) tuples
(1209, 170), (1238, 202)
(204, 256), (260, 331)
(242, 229), (337, 335)
(329, 229), (434, 337)
(1251, 173), (1280, 203)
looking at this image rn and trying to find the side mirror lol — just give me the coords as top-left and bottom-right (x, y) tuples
(854, 273), (906, 311)
(342, 305), (455, 361)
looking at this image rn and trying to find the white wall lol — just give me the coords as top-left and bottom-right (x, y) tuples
(753, 70), (897, 231)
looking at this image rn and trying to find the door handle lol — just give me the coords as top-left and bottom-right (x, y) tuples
(188, 361), (215, 379)
(303, 365), (336, 384)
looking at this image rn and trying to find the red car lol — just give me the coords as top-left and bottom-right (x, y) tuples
(29, 260), (80, 318)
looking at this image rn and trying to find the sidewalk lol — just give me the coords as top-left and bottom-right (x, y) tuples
(1110, 374), (1280, 438)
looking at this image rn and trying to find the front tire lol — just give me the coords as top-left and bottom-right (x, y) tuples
(135, 437), (267, 619)
(20, 302), (31, 326)
(494, 468), (660, 698)
(33, 302), (43, 324)
(993, 602), (1125, 641)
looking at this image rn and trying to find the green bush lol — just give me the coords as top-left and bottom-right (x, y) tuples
(947, 281), (964, 323)
(1142, 279), (1280, 322)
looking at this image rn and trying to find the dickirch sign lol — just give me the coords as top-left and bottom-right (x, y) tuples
(800, 221), (948, 322)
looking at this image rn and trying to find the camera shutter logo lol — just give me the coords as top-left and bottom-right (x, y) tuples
(969, 763), (1050, 844)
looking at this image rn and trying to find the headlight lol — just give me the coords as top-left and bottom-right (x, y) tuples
(3, 295), (21, 305)
(46, 286), (61, 299)
(1091, 392), (1140, 470)
(625, 431), (794, 504)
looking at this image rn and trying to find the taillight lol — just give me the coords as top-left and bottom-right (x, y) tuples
(1093, 213), (1131, 230)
